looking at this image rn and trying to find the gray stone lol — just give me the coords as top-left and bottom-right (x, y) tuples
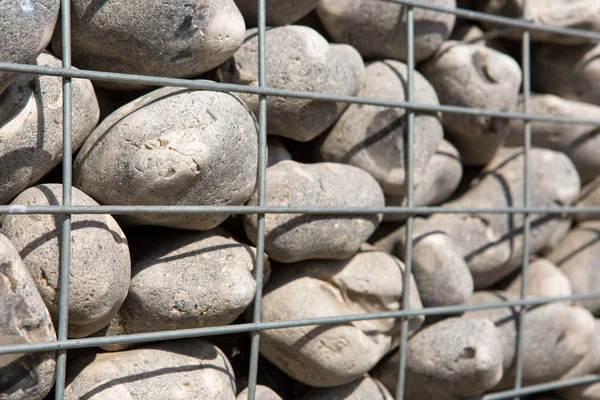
(0, 51), (100, 205)
(384, 139), (463, 221)
(0, 233), (56, 400)
(301, 375), (393, 400)
(52, 0), (246, 91)
(372, 318), (504, 399)
(237, 385), (283, 400)
(1, 184), (131, 338)
(317, 0), (456, 63)
(64, 339), (236, 400)
(0, 0), (59, 95)
(532, 43), (600, 107)
(73, 86), (258, 231)
(316, 59), (444, 196)
(546, 220), (600, 315)
(575, 176), (600, 222)
(235, 0), (318, 26)
(258, 247), (423, 387)
(506, 94), (600, 183)
(267, 137), (292, 167)
(243, 160), (384, 263)
(420, 41), (522, 166)
(217, 25), (364, 142)
(94, 229), (267, 351)
(429, 148), (581, 289)
(504, 258), (572, 300)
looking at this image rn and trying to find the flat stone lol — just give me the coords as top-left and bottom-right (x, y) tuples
(73, 86), (258, 231)
(0, 51), (100, 205)
(420, 41), (522, 166)
(258, 247), (423, 387)
(1, 184), (131, 338)
(575, 176), (600, 223)
(235, 0), (318, 26)
(0, 233), (56, 400)
(237, 385), (283, 400)
(317, 0), (456, 62)
(316, 59), (443, 196)
(301, 375), (394, 400)
(52, 0), (246, 90)
(504, 258), (572, 299)
(217, 25), (364, 142)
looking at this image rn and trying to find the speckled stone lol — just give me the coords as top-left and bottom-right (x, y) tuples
(235, 0), (318, 26)
(237, 385), (283, 400)
(504, 258), (572, 299)
(301, 375), (394, 400)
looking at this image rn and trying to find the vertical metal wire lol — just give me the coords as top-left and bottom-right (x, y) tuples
(395, 6), (416, 400)
(246, 0), (268, 398)
(513, 1), (532, 398)
(54, 0), (73, 398)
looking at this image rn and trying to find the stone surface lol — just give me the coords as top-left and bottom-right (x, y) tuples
(94, 228), (266, 351)
(532, 43), (600, 107)
(258, 247), (423, 387)
(1, 184), (131, 338)
(316, 59), (443, 196)
(0, 51), (100, 205)
(429, 148), (581, 289)
(267, 137), (292, 167)
(217, 26), (364, 142)
(506, 94), (600, 183)
(373, 318), (504, 399)
(420, 41), (522, 166)
(0, 0), (59, 95)
(244, 161), (384, 263)
(235, 0), (318, 26)
(301, 375), (394, 400)
(237, 385), (283, 400)
(504, 258), (572, 299)
(0, 233), (56, 400)
(546, 220), (600, 315)
(64, 339), (236, 400)
(73, 86), (258, 230)
(317, 0), (456, 62)
(52, 0), (245, 90)
(575, 176), (600, 222)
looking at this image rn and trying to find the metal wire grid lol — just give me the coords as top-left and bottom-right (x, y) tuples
(1, 0), (600, 399)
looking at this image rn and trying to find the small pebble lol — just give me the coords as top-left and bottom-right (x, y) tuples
(301, 375), (394, 400)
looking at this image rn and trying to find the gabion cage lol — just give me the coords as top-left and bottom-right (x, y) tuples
(1, 0), (600, 399)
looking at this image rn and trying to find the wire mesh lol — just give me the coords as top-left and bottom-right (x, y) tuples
(1, 0), (600, 399)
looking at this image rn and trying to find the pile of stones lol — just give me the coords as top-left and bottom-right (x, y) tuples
(1, 0), (600, 399)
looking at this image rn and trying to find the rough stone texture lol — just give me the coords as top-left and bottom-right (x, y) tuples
(235, 0), (318, 26)
(244, 161), (384, 263)
(0, 233), (56, 400)
(575, 176), (600, 222)
(64, 339), (236, 400)
(52, 0), (246, 91)
(546, 220), (600, 315)
(73, 86), (258, 230)
(267, 137), (292, 167)
(420, 41), (522, 166)
(506, 94), (600, 183)
(258, 247), (424, 387)
(301, 375), (394, 400)
(317, 0), (456, 63)
(217, 26), (364, 142)
(373, 318), (504, 399)
(237, 385), (283, 400)
(504, 258), (572, 299)
(393, 218), (473, 307)
(316, 60), (444, 196)
(532, 43), (600, 107)
(384, 139), (463, 221)
(1, 184), (131, 338)
(429, 148), (581, 289)
(463, 292), (595, 389)
(0, 51), (100, 205)
(0, 0), (59, 96)
(94, 229), (266, 351)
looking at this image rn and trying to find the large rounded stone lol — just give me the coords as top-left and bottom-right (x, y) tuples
(429, 148), (581, 289)
(317, 0), (456, 63)
(235, 0), (318, 26)
(52, 0), (246, 90)
(420, 42), (522, 166)
(0, 0), (59, 95)
(0, 233), (56, 400)
(316, 59), (444, 196)
(258, 247), (423, 387)
(1, 184), (131, 338)
(0, 51), (100, 205)
(576, 177), (600, 222)
(73, 86), (258, 231)
(243, 161), (384, 263)
(64, 339), (236, 400)
(217, 25), (364, 142)
(301, 375), (394, 400)
(503, 258), (572, 300)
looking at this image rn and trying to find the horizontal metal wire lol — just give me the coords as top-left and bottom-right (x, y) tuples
(473, 375), (600, 400)
(2, 291), (598, 356)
